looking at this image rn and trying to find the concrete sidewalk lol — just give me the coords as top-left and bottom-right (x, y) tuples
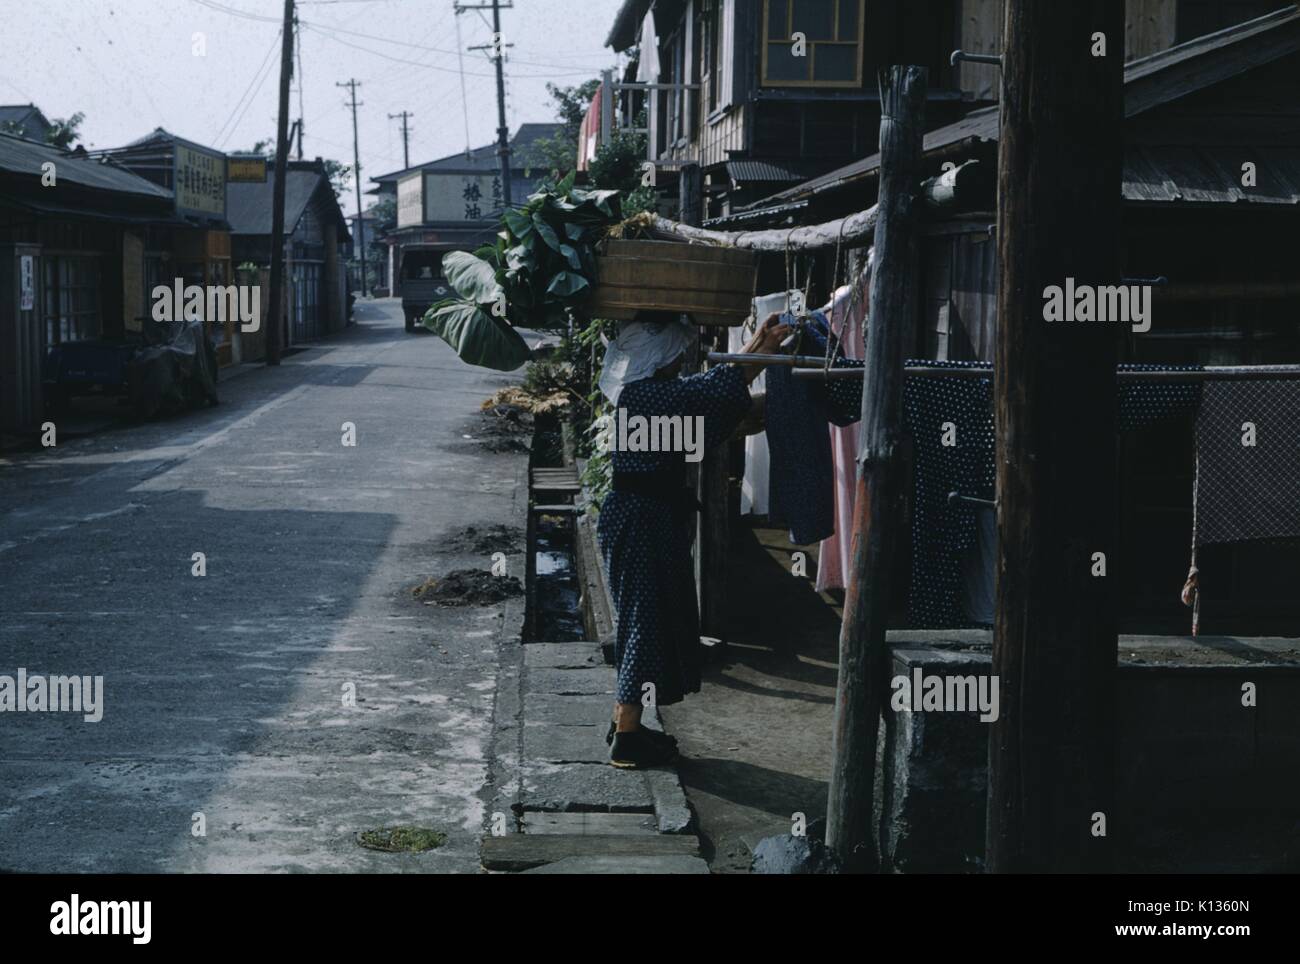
(482, 635), (705, 873)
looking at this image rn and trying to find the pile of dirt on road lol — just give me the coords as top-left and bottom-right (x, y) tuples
(411, 568), (523, 607)
(441, 523), (524, 555)
(459, 405), (532, 454)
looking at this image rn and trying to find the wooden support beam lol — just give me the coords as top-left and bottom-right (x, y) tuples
(641, 160), (983, 251)
(824, 65), (927, 872)
(987, 0), (1125, 874)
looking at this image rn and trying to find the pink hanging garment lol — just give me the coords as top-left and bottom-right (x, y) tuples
(815, 278), (868, 593)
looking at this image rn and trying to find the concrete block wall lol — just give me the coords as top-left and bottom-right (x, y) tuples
(876, 630), (1300, 873)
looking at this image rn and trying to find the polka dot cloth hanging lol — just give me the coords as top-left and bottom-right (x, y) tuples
(818, 359), (1202, 629)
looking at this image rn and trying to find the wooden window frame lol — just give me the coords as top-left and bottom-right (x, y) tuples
(760, 0), (866, 89)
(42, 253), (102, 346)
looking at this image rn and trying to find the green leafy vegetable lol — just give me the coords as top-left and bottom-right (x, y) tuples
(422, 178), (627, 370)
(422, 300), (533, 371)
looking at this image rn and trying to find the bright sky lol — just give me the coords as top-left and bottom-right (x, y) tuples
(0, 0), (625, 213)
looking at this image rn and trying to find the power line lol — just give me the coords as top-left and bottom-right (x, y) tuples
(454, 8), (472, 156)
(214, 27), (283, 148)
(191, 0), (606, 75)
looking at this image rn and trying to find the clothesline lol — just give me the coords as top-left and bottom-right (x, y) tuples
(706, 354), (1300, 382)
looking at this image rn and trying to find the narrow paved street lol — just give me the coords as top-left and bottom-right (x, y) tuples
(0, 300), (529, 872)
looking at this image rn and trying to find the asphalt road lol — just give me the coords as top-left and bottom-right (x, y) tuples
(0, 300), (530, 872)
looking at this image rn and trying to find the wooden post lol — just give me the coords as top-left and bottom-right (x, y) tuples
(266, 0), (295, 366)
(825, 65), (926, 872)
(988, 0), (1124, 873)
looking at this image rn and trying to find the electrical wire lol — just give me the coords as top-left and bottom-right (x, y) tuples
(214, 27), (283, 148)
(455, 10), (472, 155)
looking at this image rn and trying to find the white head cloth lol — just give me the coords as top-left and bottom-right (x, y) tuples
(598, 319), (693, 407)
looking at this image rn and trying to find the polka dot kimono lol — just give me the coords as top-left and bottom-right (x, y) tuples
(598, 364), (751, 706)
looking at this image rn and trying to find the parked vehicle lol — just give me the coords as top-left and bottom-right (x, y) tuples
(398, 246), (451, 332)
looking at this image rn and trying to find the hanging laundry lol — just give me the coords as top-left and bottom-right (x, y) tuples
(814, 277), (869, 592)
(765, 310), (836, 546)
(737, 291), (803, 516)
(903, 361), (997, 628)
(823, 359), (1202, 628)
(1194, 373), (1300, 546)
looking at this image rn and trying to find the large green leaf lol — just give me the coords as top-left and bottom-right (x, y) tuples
(502, 208), (533, 240)
(532, 214), (562, 252)
(546, 271), (590, 297)
(422, 299), (533, 371)
(442, 250), (503, 306)
(558, 243), (583, 271)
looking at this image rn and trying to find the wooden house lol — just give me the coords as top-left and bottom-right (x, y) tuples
(599, 0), (1278, 216)
(717, 4), (1300, 635)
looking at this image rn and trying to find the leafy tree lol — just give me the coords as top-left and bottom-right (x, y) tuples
(588, 111), (654, 217)
(45, 112), (84, 151)
(531, 78), (601, 178)
(322, 158), (352, 198)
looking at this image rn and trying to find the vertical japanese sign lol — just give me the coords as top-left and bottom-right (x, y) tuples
(174, 142), (227, 218)
(19, 255), (34, 310)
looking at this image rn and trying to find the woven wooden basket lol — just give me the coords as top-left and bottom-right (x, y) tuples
(589, 239), (758, 326)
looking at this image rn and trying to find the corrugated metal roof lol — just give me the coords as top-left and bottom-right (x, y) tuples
(747, 4), (1300, 212)
(0, 132), (173, 199)
(1124, 145), (1300, 204)
(726, 159), (818, 183)
(226, 169), (326, 236)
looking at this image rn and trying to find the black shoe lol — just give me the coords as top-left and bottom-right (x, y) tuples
(609, 728), (679, 769)
(606, 721), (678, 750)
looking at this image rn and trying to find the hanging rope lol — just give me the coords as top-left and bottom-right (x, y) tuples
(1182, 438), (1201, 636)
(822, 217), (849, 377)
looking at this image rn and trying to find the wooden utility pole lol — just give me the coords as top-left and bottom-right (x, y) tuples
(825, 65), (926, 872)
(338, 79), (367, 297)
(266, 0), (295, 366)
(389, 110), (413, 170)
(987, 0), (1124, 873)
(460, 0), (515, 210)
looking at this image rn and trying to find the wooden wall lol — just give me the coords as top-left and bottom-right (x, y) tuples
(1127, 0), (1179, 60)
(919, 221), (998, 362)
(958, 0), (1181, 102)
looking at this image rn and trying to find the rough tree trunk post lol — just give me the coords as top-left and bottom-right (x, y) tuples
(825, 65), (926, 872)
(988, 0), (1124, 873)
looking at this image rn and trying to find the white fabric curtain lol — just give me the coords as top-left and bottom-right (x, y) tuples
(718, 0), (735, 109)
(638, 9), (660, 158)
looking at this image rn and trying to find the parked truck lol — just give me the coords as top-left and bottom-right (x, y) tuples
(398, 246), (452, 332)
